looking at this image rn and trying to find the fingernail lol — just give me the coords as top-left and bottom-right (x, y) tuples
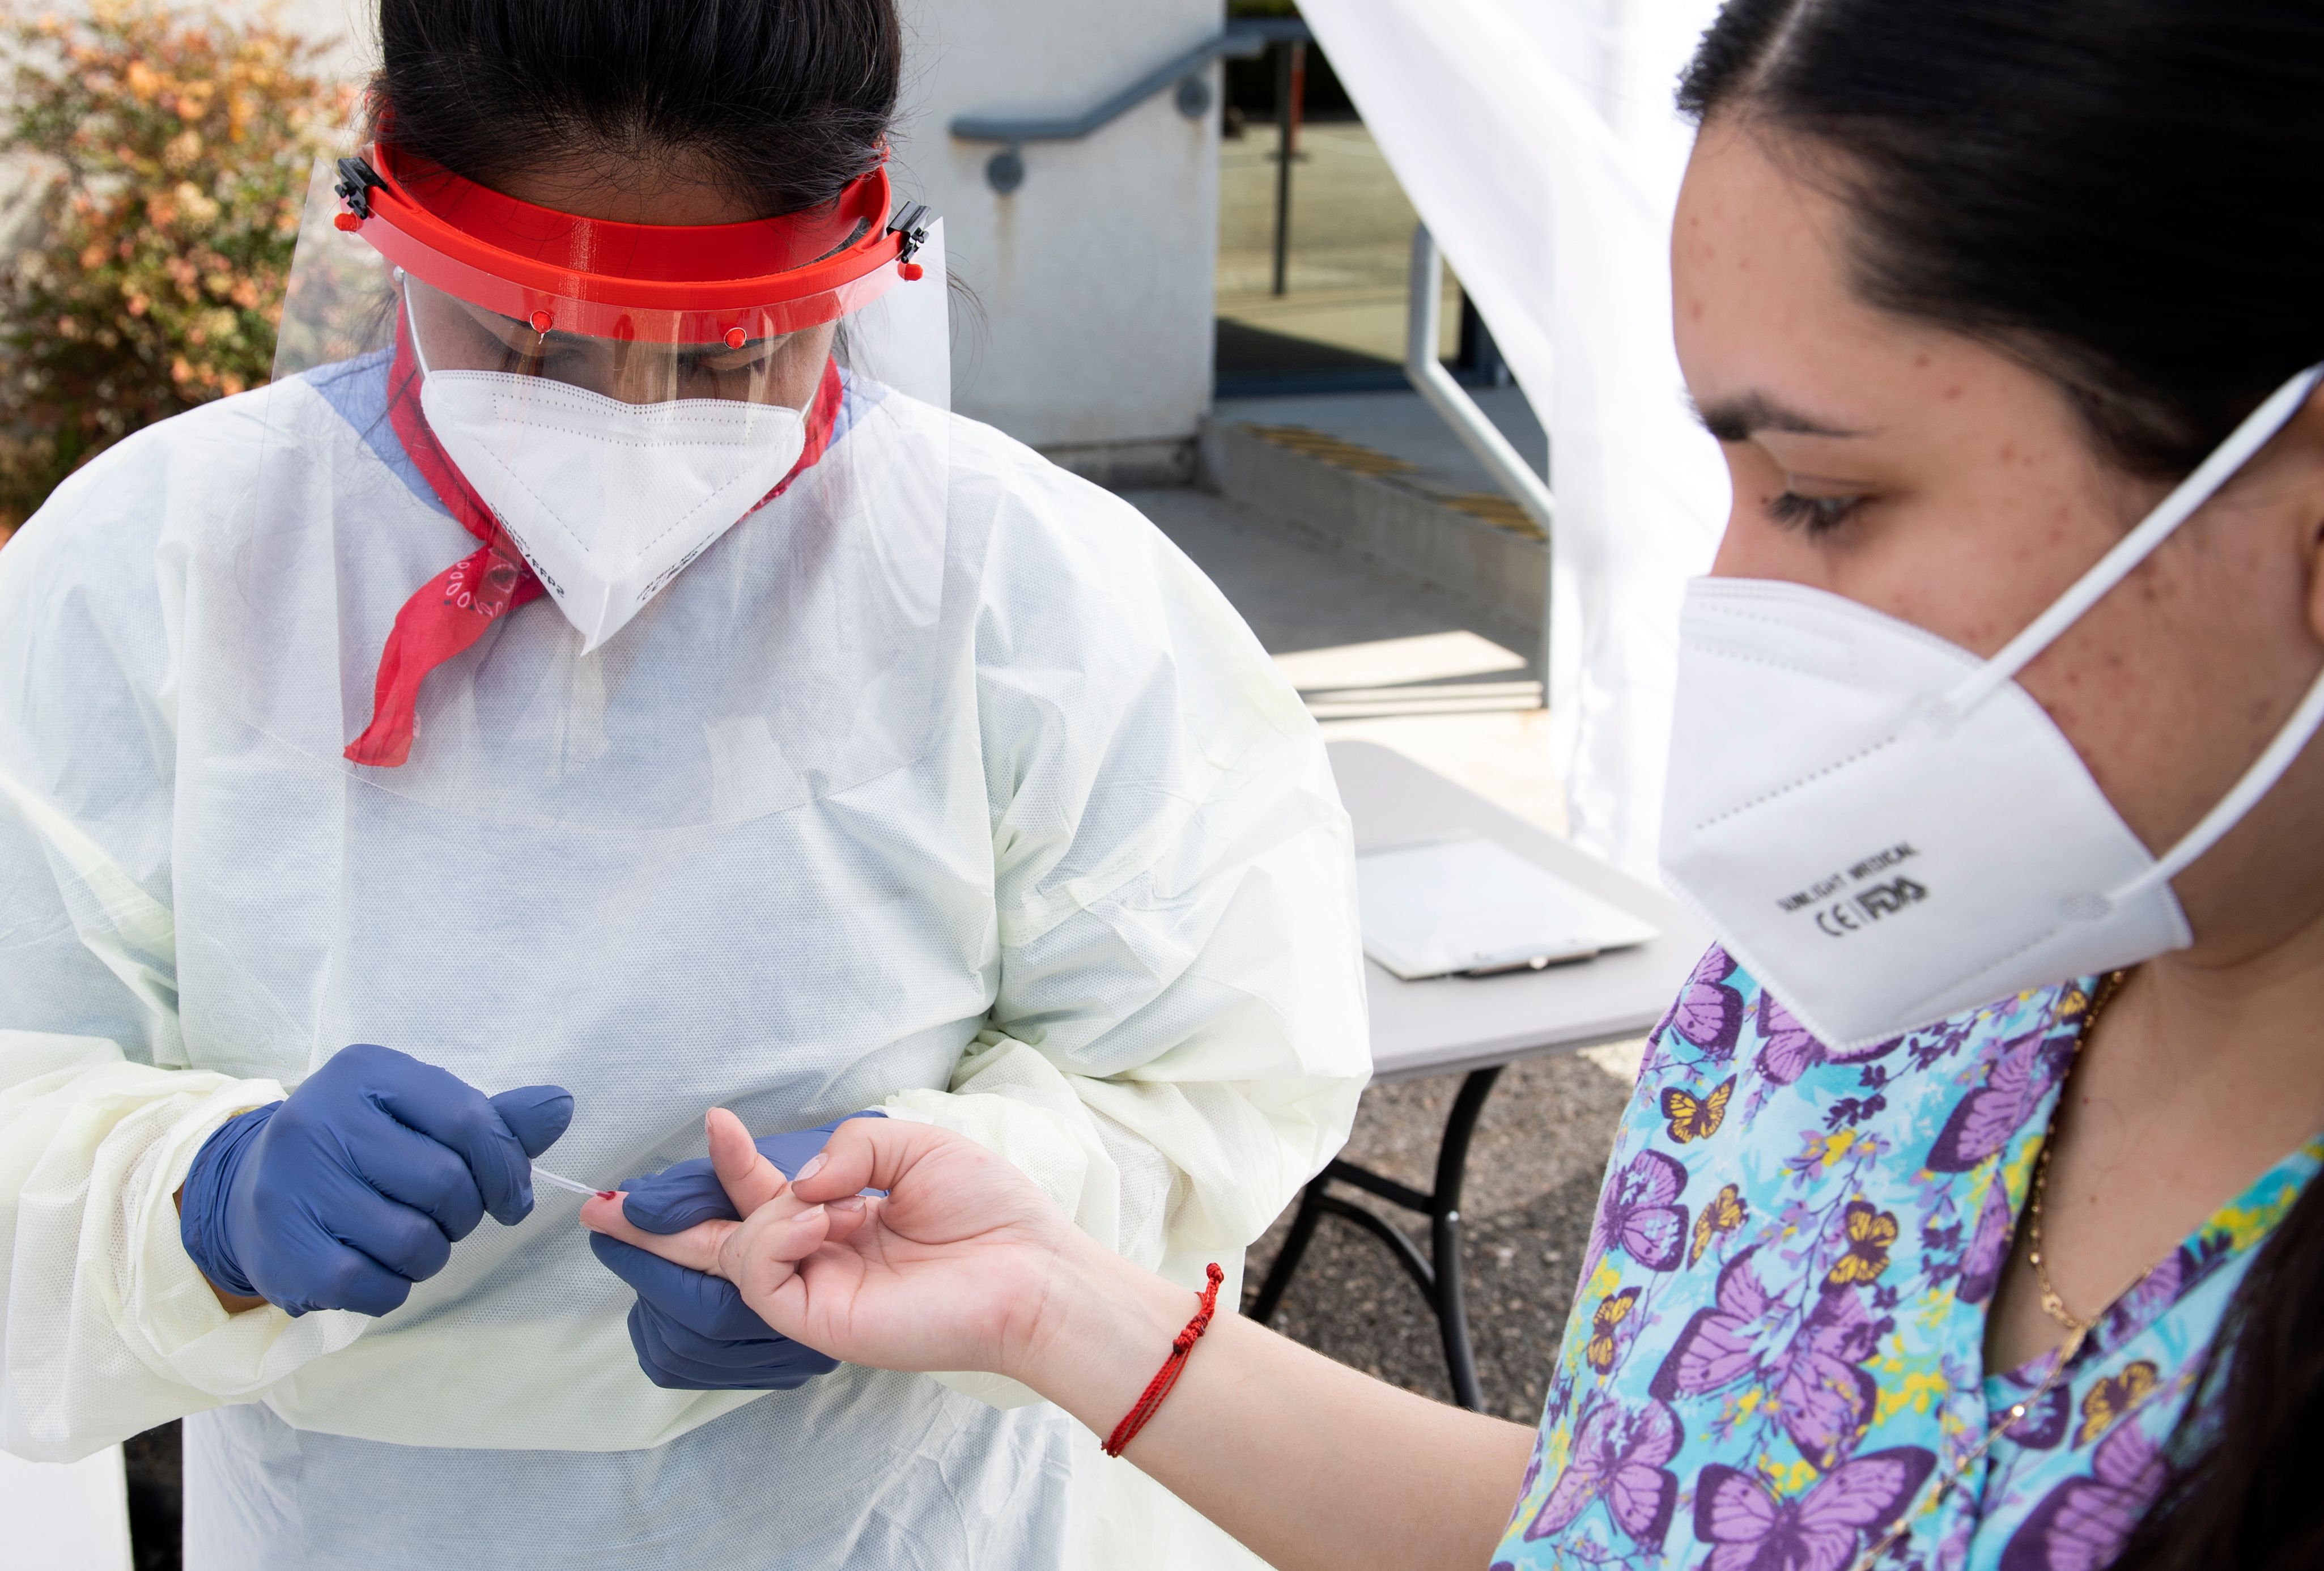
(795, 1153), (827, 1183)
(829, 1196), (865, 1214)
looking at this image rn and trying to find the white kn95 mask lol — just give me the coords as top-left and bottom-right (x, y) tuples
(1660, 362), (2324, 1050)
(412, 329), (809, 655)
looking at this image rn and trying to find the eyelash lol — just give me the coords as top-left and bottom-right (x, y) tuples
(1765, 490), (1864, 536)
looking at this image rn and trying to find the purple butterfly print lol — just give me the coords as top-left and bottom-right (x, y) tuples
(1653, 946), (1745, 1060)
(1515, 1447), (1543, 1503)
(1773, 1286), (1887, 1471)
(1525, 1396), (1682, 1551)
(1956, 1177), (2016, 1305)
(1540, 1369), (1577, 1438)
(1754, 993), (1903, 1086)
(2097, 1248), (2187, 1351)
(1926, 1028), (2074, 1173)
(1989, 1371), (2071, 1450)
(1584, 1148), (1692, 1278)
(1998, 1421), (2167, 1571)
(1650, 1247), (1770, 1402)
(1693, 1447), (1937, 1571)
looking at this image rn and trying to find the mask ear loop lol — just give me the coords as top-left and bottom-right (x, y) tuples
(2111, 660), (2324, 903)
(1935, 362), (2324, 725)
(1908, 358), (2324, 912)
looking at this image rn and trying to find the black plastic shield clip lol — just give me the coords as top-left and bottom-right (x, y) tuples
(886, 201), (935, 264)
(334, 156), (387, 220)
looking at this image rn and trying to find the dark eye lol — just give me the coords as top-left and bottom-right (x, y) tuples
(508, 335), (583, 372)
(1766, 490), (1864, 537)
(685, 341), (785, 379)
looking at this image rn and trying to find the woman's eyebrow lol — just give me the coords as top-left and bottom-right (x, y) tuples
(1689, 390), (1866, 442)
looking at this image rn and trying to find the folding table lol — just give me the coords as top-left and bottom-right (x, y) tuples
(1247, 740), (1712, 1409)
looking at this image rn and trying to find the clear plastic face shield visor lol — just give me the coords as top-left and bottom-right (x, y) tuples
(282, 139), (947, 404)
(274, 141), (949, 655)
(234, 143), (956, 818)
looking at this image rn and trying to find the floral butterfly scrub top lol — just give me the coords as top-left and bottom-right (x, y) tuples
(1493, 948), (2318, 1571)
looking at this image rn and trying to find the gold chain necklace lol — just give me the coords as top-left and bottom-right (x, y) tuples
(1846, 969), (2132, 1571)
(2025, 966), (2134, 1337)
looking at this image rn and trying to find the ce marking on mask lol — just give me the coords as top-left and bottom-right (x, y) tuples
(1774, 843), (1930, 939)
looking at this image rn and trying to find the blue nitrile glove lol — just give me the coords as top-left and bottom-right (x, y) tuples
(178, 1043), (573, 1317)
(587, 1112), (881, 1390)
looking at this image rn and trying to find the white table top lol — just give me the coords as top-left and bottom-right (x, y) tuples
(1329, 740), (1713, 1084)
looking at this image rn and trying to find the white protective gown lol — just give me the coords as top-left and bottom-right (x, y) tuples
(0, 350), (1369, 1569)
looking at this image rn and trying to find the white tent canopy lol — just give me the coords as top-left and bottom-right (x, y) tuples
(1299, 0), (1730, 876)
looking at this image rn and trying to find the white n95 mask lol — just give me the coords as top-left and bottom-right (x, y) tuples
(1661, 362), (2324, 1050)
(415, 356), (809, 655)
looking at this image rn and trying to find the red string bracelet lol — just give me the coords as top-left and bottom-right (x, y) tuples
(1102, 1262), (1226, 1458)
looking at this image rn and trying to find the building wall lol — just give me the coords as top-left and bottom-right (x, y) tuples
(891, 0), (1223, 463)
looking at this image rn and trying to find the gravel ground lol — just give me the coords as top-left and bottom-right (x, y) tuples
(1242, 1048), (1638, 1424)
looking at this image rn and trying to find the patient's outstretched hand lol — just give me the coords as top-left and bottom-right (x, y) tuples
(581, 1110), (1073, 1379)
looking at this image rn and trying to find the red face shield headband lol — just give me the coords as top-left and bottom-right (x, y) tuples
(330, 141), (934, 347)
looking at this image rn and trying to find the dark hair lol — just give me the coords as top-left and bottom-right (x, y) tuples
(373, 0), (903, 216)
(1680, 7), (2324, 1568)
(1679, 0), (2324, 478)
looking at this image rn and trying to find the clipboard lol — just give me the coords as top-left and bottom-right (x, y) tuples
(1356, 833), (1661, 980)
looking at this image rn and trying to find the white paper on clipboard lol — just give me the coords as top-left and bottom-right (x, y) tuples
(1356, 834), (1660, 980)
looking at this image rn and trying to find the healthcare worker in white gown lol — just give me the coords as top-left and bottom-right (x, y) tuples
(0, 2), (1368, 1566)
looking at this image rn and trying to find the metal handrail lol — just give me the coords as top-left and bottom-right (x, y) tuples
(952, 18), (1311, 193)
(1406, 223), (1556, 706)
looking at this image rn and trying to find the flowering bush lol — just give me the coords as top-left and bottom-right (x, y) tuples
(0, 2), (350, 538)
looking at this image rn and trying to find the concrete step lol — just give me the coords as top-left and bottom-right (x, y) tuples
(1197, 396), (1549, 636)
(1129, 486), (1562, 834)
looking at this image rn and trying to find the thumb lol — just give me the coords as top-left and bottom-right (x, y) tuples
(707, 1108), (788, 1216)
(490, 1085), (575, 1158)
(789, 1115), (955, 1204)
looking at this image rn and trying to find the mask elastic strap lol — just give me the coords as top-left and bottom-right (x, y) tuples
(2108, 659), (2324, 903)
(397, 274), (439, 382)
(1938, 362), (2324, 721)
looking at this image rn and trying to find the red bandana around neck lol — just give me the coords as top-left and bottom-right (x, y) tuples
(344, 312), (844, 767)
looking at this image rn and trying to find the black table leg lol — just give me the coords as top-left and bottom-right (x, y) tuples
(1429, 1065), (1503, 1410)
(1248, 1174), (1328, 1325)
(1247, 1064), (1507, 1411)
